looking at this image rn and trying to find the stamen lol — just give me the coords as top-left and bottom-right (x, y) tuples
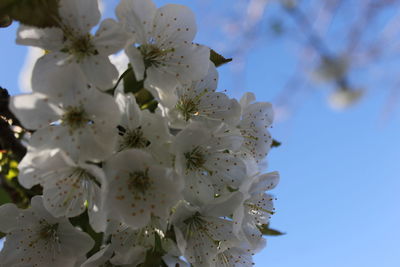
(61, 106), (89, 131)
(138, 44), (175, 68)
(176, 97), (199, 121)
(128, 168), (152, 195)
(184, 146), (206, 171)
(61, 33), (98, 61)
(119, 126), (150, 150)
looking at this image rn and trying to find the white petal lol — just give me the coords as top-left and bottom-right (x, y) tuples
(0, 203), (19, 233)
(81, 245), (113, 267)
(206, 153), (247, 192)
(81, 86), (121, 126)
(182, 173), (214, 204)
(80, 54), (119, 90)
(203, 192), (244, 218)
(171, 44), (210, 83)
(240, 92), (256, 108)
(191, 63), (218, 94)
(58, 0), (100, 34)
(111, 246), (147, 266)
(16, 25), (64, 50)
(116, 92), (142, 129)
(58, 221), (95, 257)
(104, 149), (182, 229)
(116, 0), (157, 44)
(30, 195), (59, 224)
(88, 200), (107, 233)
(249, 172), (280, 194)
(125, 45), (145, 81)
(163, 254), (189, 267)
(9, 93), (59, 130)
(145, 66), (179, 106)
(42, 167), (100, 218)
(153, 4), (197, 45)
(18, 149), (70, 188)
(32, 55), (87, 98)
(29, 126), (72, 156)
(93, 19), (128, 55)
(215, 246), (256, 266)
(75, 124), (118, 161)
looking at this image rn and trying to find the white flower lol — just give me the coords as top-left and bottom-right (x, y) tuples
(162, 64), (241, 128)
(238, 92), (274, 162)
(173, 122), (246, 203)
(116, 0), (210, 105)
(172, 199), (242, 267)
(18, 150), (106, 231)
(108, 220), (164, 266)
(212, 246), (255, 267)
(116, 92), (173, 166)
(81, 244), (136, 267)
(163, 254), (190, 267)
(10, 72), (121, 161)
(0, 196), (94, 267)
(328, 88), (364, 110)
(17, 0), (128, 90)
(103, 149), (183, 229)
(233, 172), (279, 250)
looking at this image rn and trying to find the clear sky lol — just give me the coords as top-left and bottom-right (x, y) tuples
(1, 1), (400, 266)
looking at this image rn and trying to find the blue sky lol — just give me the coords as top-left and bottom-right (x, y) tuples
(1, 1), (400, 266)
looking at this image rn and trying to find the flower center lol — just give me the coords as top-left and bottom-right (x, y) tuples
(184, 146), (206, 171)
(138, 44), (175, 68)
(39, 224), (58, 240)
(38, 221), (59, 241)
(62, 106), (89, 131)
(63, 33), (98, 61)
(176, 97), (199, 121)
(128, 169), (152, 195)
(119, 126), (150, 150)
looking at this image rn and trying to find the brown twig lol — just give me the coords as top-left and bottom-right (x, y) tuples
(0, 87), (26, 161)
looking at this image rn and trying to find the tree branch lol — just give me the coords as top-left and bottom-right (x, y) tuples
(0, 87), (26, 161)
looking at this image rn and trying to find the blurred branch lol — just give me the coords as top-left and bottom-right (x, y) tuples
(282, 2), (331, 57)
(0, 87), (26, 161)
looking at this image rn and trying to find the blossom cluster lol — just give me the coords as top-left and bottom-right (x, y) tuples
(1, 0), (279, 266)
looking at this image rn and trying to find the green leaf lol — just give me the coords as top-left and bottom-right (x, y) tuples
(108, 65), (159, 113)
(123, 65), (144, 94)
(0, 0), (60, 28)
(210, 49), (232, 67)
(0, 187), (12, 205)
(140, 233), (166, 267)
(227, 186), (239, 193)
(135, 89), (154, 106)
(140, 99), (158, 112)
(259, 224), (285, 236)
(271, 139), (281, 148)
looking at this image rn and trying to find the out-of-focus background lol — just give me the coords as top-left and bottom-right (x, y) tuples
(1, 0), (400, 266)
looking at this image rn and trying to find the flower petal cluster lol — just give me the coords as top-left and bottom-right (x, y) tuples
(17, 0), (128, 90)
(0, 196), (94, 266)
(2, 0), (280, 265)
(103, 149), (182, 229)
(117, 0), (210, 105)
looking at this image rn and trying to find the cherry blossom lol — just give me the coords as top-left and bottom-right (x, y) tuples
(0, 196), (94, 267)
(16, 0), (128, 90)
(117, 0), (210, 105)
